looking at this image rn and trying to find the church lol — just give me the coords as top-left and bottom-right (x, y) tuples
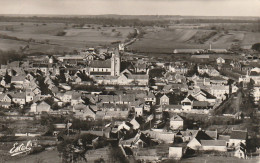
(89, 49), (120, 76)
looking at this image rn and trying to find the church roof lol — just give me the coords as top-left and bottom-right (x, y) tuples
(89, 60), (111, 68)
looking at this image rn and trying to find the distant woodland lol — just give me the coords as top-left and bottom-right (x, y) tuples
(0, 16), (170, 27)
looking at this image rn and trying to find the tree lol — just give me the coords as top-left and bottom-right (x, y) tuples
(186, 64), (199, 77)
(252, 43), (260, 52)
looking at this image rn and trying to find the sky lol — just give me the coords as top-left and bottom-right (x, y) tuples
(0, 0), (259, 17)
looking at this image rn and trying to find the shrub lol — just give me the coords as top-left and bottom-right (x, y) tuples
(252, 43), (260, 52)
(56, 31), (66, 36)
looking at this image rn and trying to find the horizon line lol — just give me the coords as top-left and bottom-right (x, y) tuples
(0, 14), (259, 18)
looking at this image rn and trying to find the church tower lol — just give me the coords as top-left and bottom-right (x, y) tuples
(111, 49), (120, 76)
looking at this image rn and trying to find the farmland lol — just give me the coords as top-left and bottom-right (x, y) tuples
(128, 26), (260, 53)
(0, 22), (134, 53)
(0, 16), (259, 55)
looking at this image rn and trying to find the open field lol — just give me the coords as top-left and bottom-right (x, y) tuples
(0, 22), (134, 53)
(0, 16), (259, 54)
(5, 149), (61, 163)
(180, 155), (260, 163)
(128, 26), (260, 53)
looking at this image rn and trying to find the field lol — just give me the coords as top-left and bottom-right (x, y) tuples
(0, 16), (259, 55)
(180, 155), (260, 163)
(128, 25), (260, 53)
(0, 22), (134, 53)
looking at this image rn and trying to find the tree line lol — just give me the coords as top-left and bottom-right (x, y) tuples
(0, 16), (170, 27)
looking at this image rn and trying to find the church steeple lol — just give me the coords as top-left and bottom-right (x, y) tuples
(111, 49), (120, 76)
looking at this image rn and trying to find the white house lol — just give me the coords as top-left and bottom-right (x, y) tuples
(11, 93), (26, 105)
(228, 129), (247, 148)
(130, 117), (141, 130)
(169, 147), (183, 160)
(234, 143), (247, 159)
(216, 57), (225, 64)
(170, 115), (184, 130)
(30, 101), (52, 113)
(200, 140), (227, 152)
(253, 87), (260, 103)
(160, 95), (169, 105)
(135, 106), (143, 117)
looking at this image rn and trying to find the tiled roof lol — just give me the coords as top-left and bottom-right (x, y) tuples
(201, 140), (226, 146)
(128, 74), (149, 80)
(201, 89), (216, 99)
(90, 72), (111, 75)
(170, 115), (183, 121)
(218, 135), (230, 141)
(187, 95), (197, 102)
(230, 130), (247, 140)
(195, 130), (213, 141)
(10, 92), (26, 99)
(89, 60), (111, 68)
(11, 75), (26, 82)
(193, 101), (209, 107)
(205, 130), (217, 139)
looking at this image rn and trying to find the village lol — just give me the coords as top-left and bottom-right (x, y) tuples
(0, 43), (260, 162)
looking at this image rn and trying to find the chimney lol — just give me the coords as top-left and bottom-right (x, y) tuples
(209, 43), (212, 50)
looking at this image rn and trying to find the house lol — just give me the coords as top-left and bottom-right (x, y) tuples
(210, 76), (227, 85)
(241, 65), (253, 73)
(32, 87), (41, 95)
(160, 95), (169, 105)
(144, 92), (156, 105)
(200, 140), (227, 152)
(130, 118), (141, 130)
(170, 115), (184, 130)
(178, 129), (199, 142)
(189, 89), (216, 105)
(134, 106), (143, 117)
(161, 105), (183, 113)
(216, 57), (225, 64)
(117, 121), (134, 132)
(0, 87), (4, 94)
(71, 92), (84, 106)
(11, 92), (26, 105)
(210, 85), (229, 100)
(228, 129), (247, 148)
(194, 78), (210, 86)
(162, 85), (174, 93)
(0, 78), (6, 87)
(192, 101), (211, 110)
(11, 75), (26, 85)
(0, 94), (12, 103)
(198, 65), (220, 77)
(169, 147), (183, 160)
(117, 73), (149, 86)
(187, 130), (213, 150)
(30, 101), (52, 113)
(169, 64), (188, 74)
(230, 61), (242, 71)
(135, 63), (146, 73)
(0, 68), (6, 76)
(234, 143), (247, 159)
(26, 91), (35, 103)
(121, 131), (157, 148)
(0, 102), (11, 108)
(130, 116), (145, 130)
(73, 104), (96, 120)
(181, 95), (198, 111)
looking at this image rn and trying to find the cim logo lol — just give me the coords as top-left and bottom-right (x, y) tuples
(9, 141), (32, 156)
